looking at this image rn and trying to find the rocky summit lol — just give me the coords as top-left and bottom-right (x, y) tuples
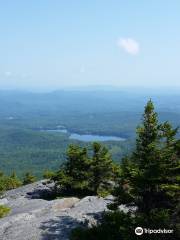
(0, 181), (113, 240)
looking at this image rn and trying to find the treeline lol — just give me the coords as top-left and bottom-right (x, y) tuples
(0, 171), (36, 193)
(52, 143), (120, 197)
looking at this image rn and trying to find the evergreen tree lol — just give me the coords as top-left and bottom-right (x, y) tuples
(90, 142), (120, 196)
(53, 144), (91, 196)
(52, 143), (119, 196)
(111, 100), (180, 238)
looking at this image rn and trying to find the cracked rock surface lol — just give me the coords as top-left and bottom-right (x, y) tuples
(0, 181), (112, 240)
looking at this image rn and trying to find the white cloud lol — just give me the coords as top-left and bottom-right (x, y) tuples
(117, 38), (140, 55)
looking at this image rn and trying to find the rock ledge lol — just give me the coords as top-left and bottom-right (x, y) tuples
(0, 181), (112, 240)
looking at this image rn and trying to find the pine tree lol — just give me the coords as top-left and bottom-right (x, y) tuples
(90, 142), (119, 196)
(111, 100), (180, 237)
(53, 143), (119, 197)
(53, 144), (91, 196)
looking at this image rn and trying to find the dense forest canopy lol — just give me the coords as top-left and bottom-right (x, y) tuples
(0, 89), (179, 178)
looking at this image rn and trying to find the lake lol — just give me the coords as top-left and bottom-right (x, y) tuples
(41, 129), (125, 142)
(69, 133), (125, 142)
(42, 129), (68, 133)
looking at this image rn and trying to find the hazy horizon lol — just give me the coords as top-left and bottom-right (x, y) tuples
(1, 85), (180, 95)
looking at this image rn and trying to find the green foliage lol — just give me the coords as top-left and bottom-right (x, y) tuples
(52, 143), (120, 197)
(9, 171), (22, 188)
(0, 171), (18, 219)
(0, 126), (131, 179)
(111, 100), (180, 238)
(53, 145), (90, 196)
(43, 170), (55, 179)
(120, 103), (179, 202)
(71, 211), (135, 240)
(0, 171), (22, 195)
(23, 172), (36, 185)
(0, 90), (180, 178)
(53, 145), (91, 196)
(0, 205), (10, 218)
(89, 142), (120, 196)
(72, 100), (180, 239)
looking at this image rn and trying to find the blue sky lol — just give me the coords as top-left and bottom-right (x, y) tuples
(0, 0), (180, 90)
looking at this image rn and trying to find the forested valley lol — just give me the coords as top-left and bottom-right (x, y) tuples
(0, 89), (180, 178)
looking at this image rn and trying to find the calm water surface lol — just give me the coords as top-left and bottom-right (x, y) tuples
(69, 133), (125, 142)
(41, 129), (125, 142)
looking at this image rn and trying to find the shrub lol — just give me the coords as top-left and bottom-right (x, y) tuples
(0, 205), (10, 218)
(23, 172), (36, 185)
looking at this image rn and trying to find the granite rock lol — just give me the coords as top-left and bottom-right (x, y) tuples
(0, 181), (113, 240)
